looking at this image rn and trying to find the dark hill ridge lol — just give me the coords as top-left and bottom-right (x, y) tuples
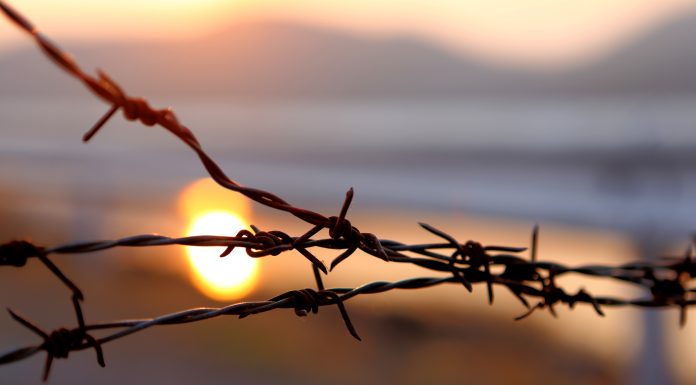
(1, 12), (696, 98)
(552, 10), (696, 94)
(0, 21), (520, 98)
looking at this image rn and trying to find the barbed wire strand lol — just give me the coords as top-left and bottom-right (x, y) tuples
(0, 1), (389, 270)
(1, 229), (695, 379)
(1, 0), (696, 381)
(2, 266), (695, 375)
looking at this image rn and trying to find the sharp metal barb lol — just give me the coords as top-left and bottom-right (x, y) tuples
(514, 303), (542, 321)
(297, 248), (327, 275)
(7, 309), (48, 339)
(313, 264), (325, 291)
(334, 188), (354, 236)
(83, 105), (119, 142)
(531, 224), (539, 263)
(330, 246), (357, 271)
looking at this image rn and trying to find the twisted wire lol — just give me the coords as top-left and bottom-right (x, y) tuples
(3, 269), (695, 373)
(0, 1), (387, 264)
(2, 224), (694, 379)
(1, 0), (696, 381)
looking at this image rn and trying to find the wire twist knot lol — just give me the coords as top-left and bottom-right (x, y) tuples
(226, 228), (294, 258)
(328, 216), (359, 242)
(42, 328), (78, 360)
(8, 310), (104, 381)
(270, 289), (361, 340)
(0, 240), (43, 267)
(279, 289), (324, 317)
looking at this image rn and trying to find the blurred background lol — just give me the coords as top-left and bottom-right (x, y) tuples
(1, 0), (695, 384)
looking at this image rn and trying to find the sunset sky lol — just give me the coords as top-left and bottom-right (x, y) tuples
(1, 0), (696, 67)
(0, 0), (696, 65)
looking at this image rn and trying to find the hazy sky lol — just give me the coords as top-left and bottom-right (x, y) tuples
(1, 0), (696, 67)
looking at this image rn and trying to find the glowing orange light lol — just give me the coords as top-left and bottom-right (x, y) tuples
(178, 178), (251, 219)
(179, 179), (258, 301)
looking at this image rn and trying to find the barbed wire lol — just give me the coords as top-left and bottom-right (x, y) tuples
(1, 0), (695, 381)
(2, 226), (695, 379)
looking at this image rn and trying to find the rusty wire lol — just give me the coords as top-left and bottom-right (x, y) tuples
(1, 226), (695, 380)
(1, 0), (696, 381)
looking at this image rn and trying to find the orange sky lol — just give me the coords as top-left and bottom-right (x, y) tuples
(1, 0), (696, 67)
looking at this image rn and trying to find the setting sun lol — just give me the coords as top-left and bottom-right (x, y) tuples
(185, 211), (259, 301)
(179, 178), (259, 301)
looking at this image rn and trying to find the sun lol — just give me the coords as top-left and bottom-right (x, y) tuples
(179, 178), (259, 301)
(185, 211), (259, 301)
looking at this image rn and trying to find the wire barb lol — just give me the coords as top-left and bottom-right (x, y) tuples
(7, 309), (104, 381)
(0, 240), (88, 336)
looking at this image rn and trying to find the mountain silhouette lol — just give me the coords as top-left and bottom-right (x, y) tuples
(551, 11), (696, 94)
(2, 12), (696, 98)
